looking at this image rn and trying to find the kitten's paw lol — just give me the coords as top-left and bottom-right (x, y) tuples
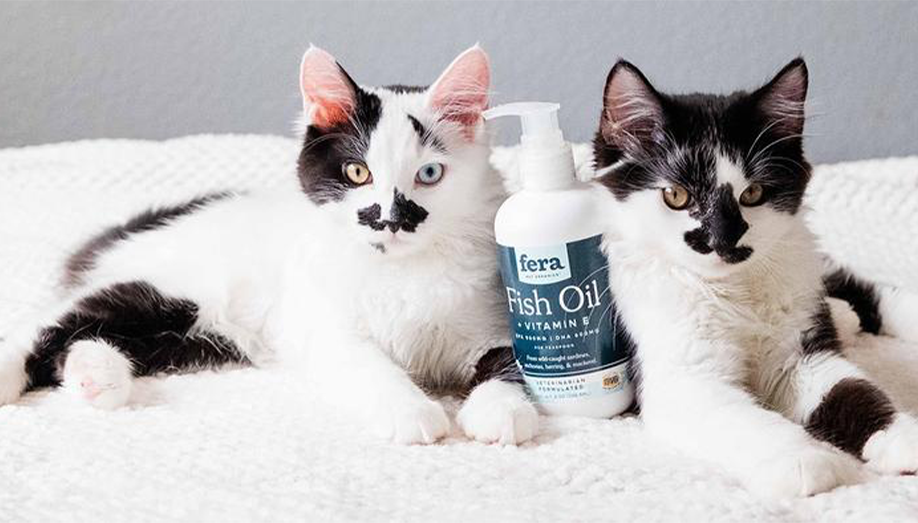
(62, 339), (132, 410)
(826, 297), (860, 345)
(747, 446), (863, 498)
(372, 397), (450, 445)
(457, 380), (539, 445)
(863, 414), (918, 474)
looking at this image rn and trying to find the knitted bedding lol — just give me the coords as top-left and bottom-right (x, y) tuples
(1, 135), (917, 522)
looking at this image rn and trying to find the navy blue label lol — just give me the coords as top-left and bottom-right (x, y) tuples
(498, 235), (631, 402)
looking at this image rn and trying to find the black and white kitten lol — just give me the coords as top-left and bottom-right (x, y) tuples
(0, 46), (539, 445)
(593, 58), (918, 497)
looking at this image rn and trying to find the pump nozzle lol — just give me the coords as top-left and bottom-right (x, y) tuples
(484, 102), (575, 190)
(483, 102), (564, 147)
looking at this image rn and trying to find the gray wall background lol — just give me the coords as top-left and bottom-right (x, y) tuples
(1, 1), (916, 163)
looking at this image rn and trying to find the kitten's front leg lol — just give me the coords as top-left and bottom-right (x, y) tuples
(307, 334), (450, 445)
(641, 368), (863, 498)
(780, 349), (918, 475)
(457, 347), (538, 445)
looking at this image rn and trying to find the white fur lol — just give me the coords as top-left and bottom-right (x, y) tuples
(745, 445), (863, 499)
(62, 339), (133, 410)
(862, 413), (918, 474)
(878, 285), (918, 342)
(457, 379), (539, 445)
(0, 350), (27, 405)
(826, 297), (862, 346)
(595, 154), (890, 497)
(714, 154), (747, 188)
(0, 49), (536, 445)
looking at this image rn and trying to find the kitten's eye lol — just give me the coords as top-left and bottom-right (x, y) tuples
(662, 185), (692, 210)
(739, 183), (765, 206)
(416, 162), (445, 185)
(343, 162), (372, 185)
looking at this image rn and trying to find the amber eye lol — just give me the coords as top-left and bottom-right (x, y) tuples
(739, 183), (765, 206)
(343, 162), (372, 185)
(662, 185), (692, 210)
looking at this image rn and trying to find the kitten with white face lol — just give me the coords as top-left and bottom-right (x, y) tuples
(593, 59), (918, 497)
(0, 46), (538, 446)
(295, 47), (497, 259)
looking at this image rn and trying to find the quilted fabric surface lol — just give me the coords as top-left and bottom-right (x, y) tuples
(1, 135), (917, 522)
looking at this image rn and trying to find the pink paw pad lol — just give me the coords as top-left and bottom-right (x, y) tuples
(79, 379), (103, 399)
(62, 339), (133, 410)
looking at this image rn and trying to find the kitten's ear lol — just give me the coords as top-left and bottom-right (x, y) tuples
(753, 57), (808, 137)
(600, 60), (665, 154)
(428, 45), (490, 135)
(299, 46), (358, 129)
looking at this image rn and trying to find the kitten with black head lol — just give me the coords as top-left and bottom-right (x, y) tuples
(0, 46), (538, 446)
(592, 58), (918, 497)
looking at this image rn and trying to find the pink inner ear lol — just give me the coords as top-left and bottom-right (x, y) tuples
(601, 64), (663, 151)
(429, 47), (490, 131)
(758, 62), (808, 136)
(300, 47), (355, 129)
(604, 70), (658, 136)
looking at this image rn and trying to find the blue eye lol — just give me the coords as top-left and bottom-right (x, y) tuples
(416, 163), (444, 185)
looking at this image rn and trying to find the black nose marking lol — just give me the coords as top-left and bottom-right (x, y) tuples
(718, 244), (753, 264)
(708, 184), (748, 251)
(389, 188), (428, 233)
(355, 189), (429, 233)
(683, 183), (753, 264)
(684, 228), (714, 255)
(357, 203), (386, 231)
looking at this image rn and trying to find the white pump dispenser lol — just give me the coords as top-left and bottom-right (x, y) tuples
(486, 102), (634, 419)
(483, 102), (575, 190)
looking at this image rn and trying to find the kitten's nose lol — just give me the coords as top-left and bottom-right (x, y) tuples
(387, 188), (428, 233)
(707, 184), (748, 250)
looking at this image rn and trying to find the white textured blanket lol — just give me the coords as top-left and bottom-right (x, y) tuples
(1, 135), (917, 522)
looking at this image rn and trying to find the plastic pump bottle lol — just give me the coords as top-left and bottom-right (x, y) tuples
(484, 102), (634, 418)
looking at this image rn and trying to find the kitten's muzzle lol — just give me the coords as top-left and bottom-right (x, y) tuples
(684, 184), (753, 264)
(356, 188), (429, 235)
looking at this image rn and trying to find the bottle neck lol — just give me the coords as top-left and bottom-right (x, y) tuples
(519, 141), (577, 191)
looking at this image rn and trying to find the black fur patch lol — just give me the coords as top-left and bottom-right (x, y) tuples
(805, 377), (895, 455)
(469, 346), (523, 390)
(64, 193), (232, 287)
(357, 203), (386, 231)
(24, 281), (248, 390)
(823, 269), (883, 334)
(683, 227), (714, 255)
(297, 73), (383, 205)
(390, 188), (428, 232)
(800, 300), (842, 355)
(356, 189), (428, 234)
(407, 114), (446, 152)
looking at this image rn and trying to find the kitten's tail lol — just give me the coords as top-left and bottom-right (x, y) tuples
(824, 268), (918, 343)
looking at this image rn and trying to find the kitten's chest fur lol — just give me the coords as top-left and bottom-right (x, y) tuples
(611, 223), (824, 379)
(350, 244), (507, 389)
(703, 265), (819, 346)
